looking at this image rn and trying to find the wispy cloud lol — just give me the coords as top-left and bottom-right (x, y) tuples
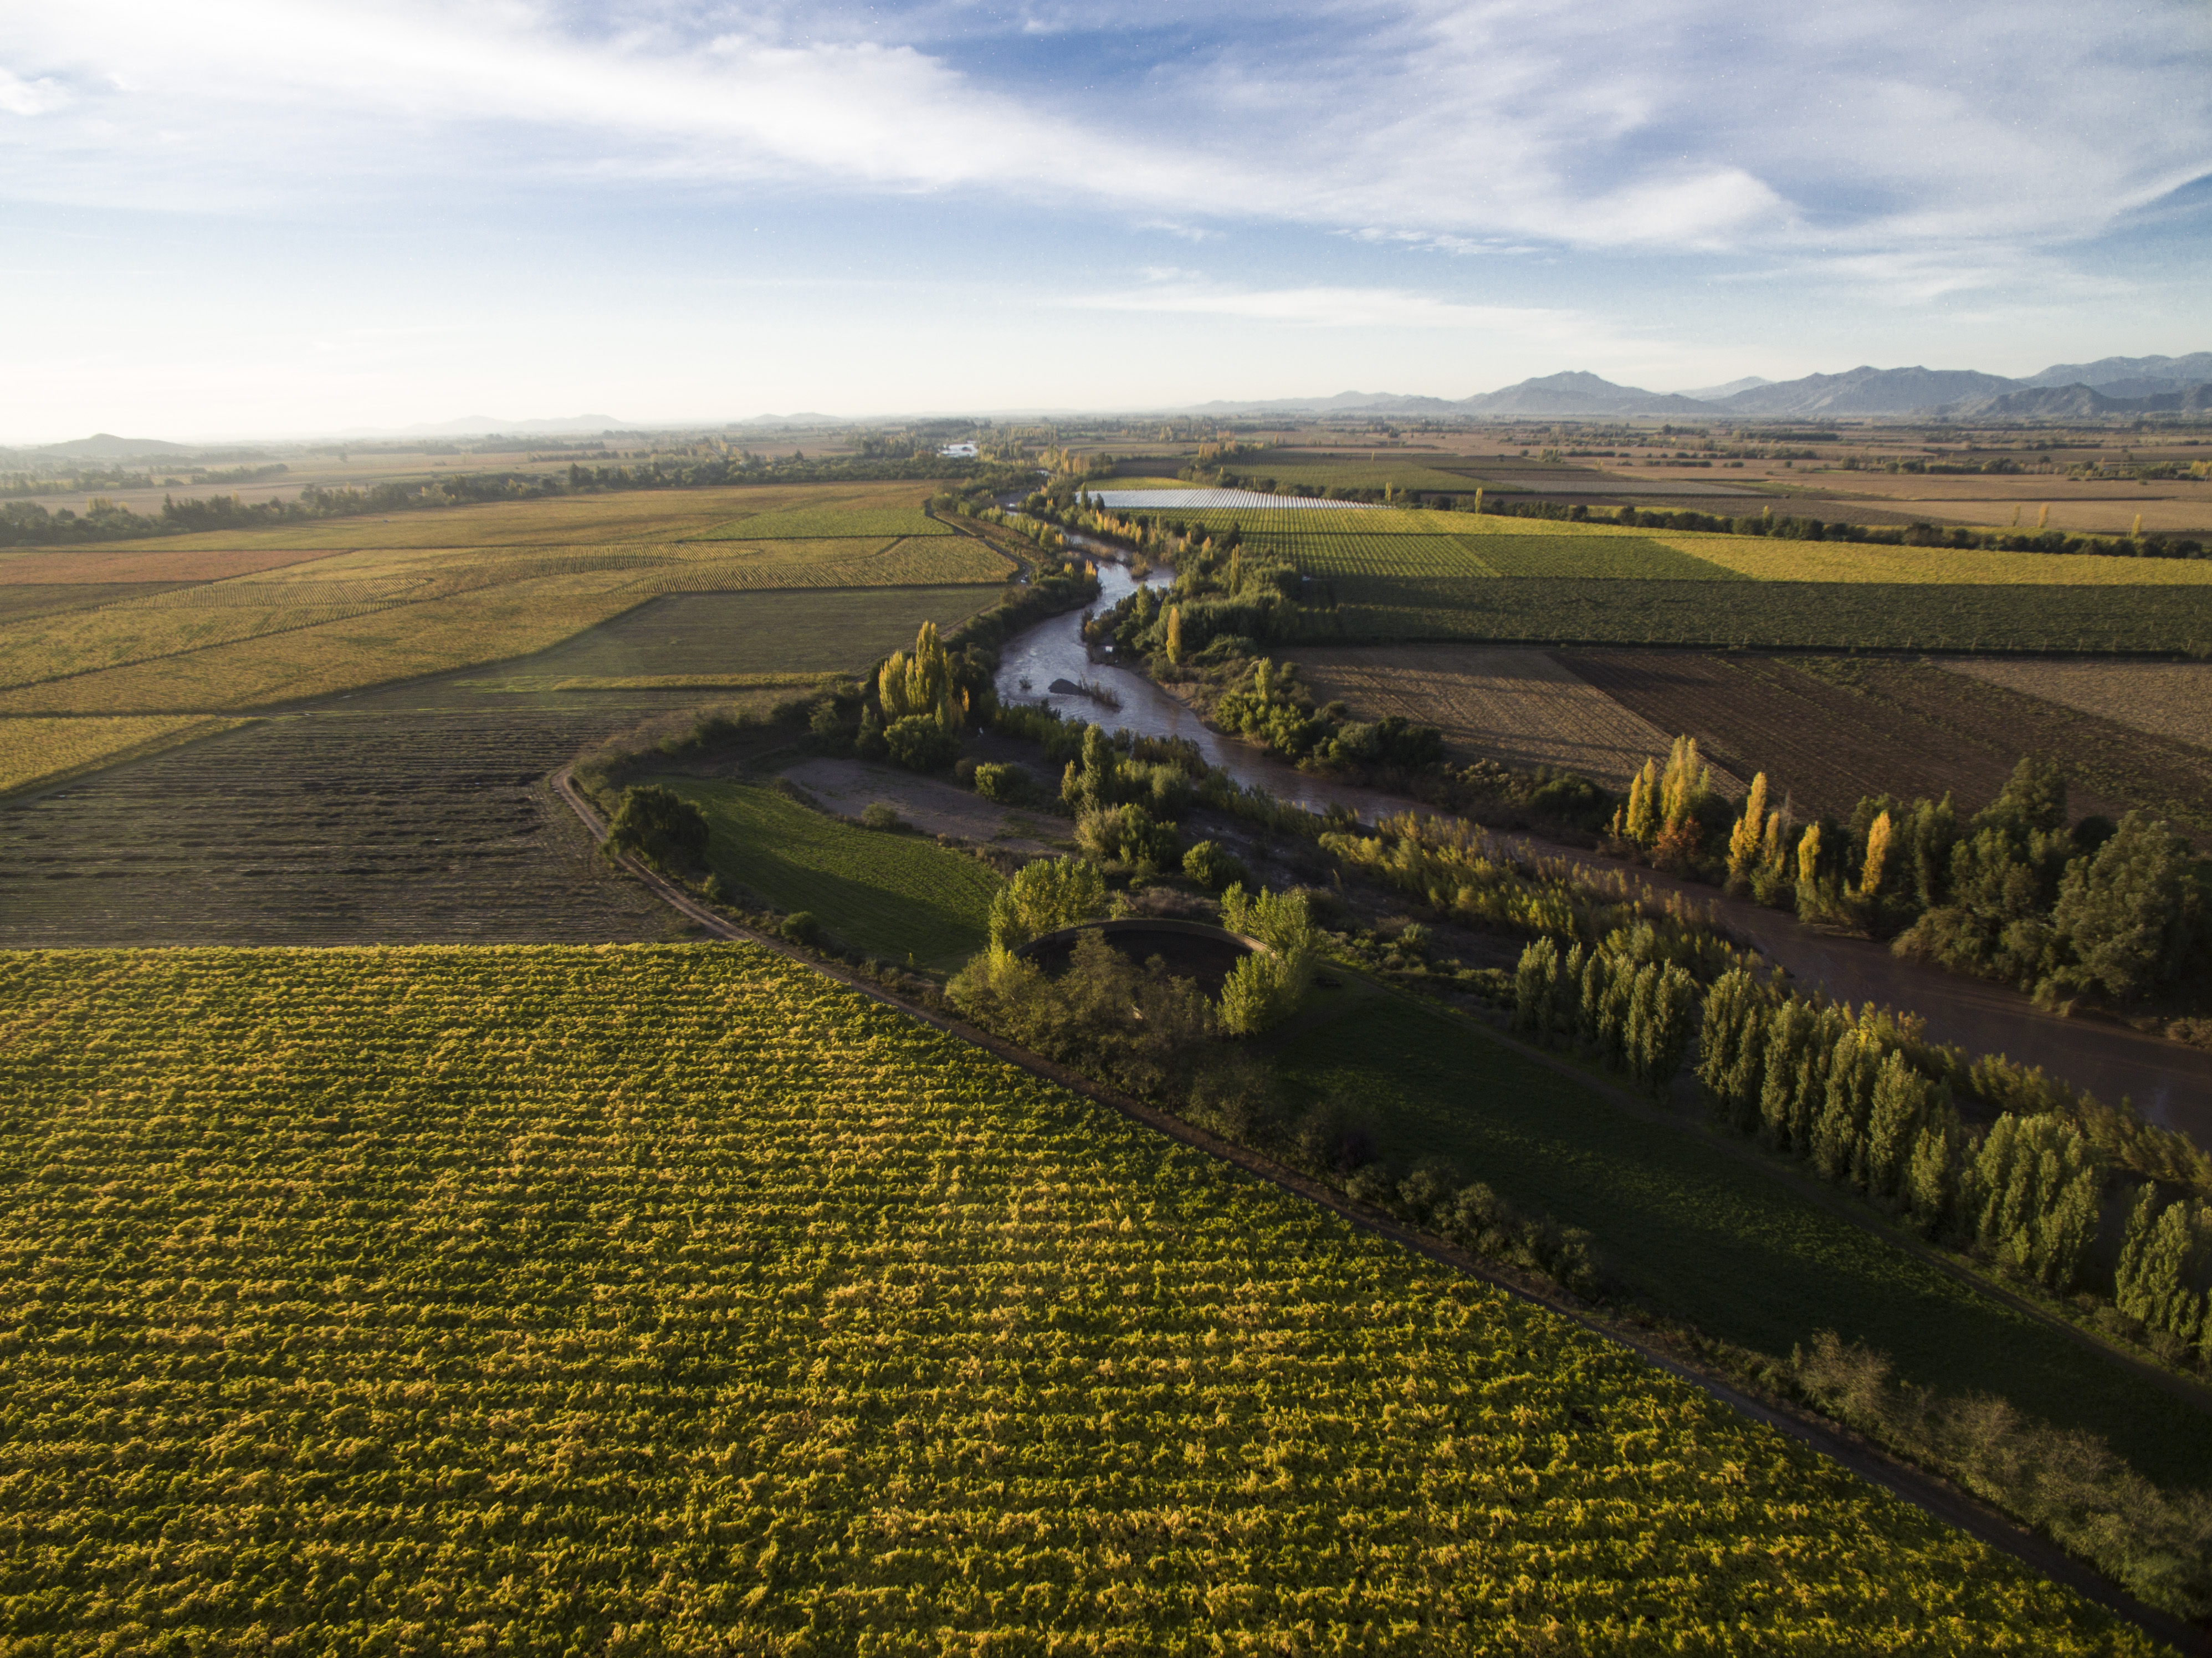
(4, 0), (2204, 282)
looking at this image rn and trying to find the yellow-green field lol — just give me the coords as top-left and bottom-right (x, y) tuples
(0, 487), (1016, 737)
(0, 713), (257, 797)
(1156, 507), (2212, 652)
(0, 944), (2152, 1654)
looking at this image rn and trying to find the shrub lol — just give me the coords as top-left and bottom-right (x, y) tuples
(780, 910), (822, 946)
(972, 762), (1032, 805)
(1182, 840), (1248, 891)
(884, 715), (959, 773)
(861, 801), (902, 831)
(607, 785), (709, 869)
(987, 858), (1108, 950)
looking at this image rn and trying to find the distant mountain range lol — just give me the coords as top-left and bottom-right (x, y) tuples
(1183, 354), (2212, 419)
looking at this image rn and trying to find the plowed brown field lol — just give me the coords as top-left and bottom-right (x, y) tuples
(1564, 651), (2210, 836)
(1294, 643), (1739, 794)
(1938, 659), (2212, 753)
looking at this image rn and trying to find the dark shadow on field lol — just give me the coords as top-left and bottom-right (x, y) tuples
(1271, 989), (2212, 1488)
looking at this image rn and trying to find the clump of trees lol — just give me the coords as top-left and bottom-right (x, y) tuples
(1510, 931), (1699, 1093)
(607, 785), (709, 871)
(1217, 886), (1319, 1036)
(1711, 755), (2206, 1011)
(1699, 965), (2212, 1374)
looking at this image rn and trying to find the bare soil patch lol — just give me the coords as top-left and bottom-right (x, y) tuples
(1563, 650), (2207, 835)
(780, 758), (1065, 854)
(1938, 658), (2212, 753)
(1293, 643), (1731, 794)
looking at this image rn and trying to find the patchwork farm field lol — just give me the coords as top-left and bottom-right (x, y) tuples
(1334, 576), (2212, 653)
(0, 488), (1013, 768)
(0, 586), (994, 946)
(0, 712), (252, 797)
(64, 480), (949, 552)
(0, 703), (678, 948)
(1560, 651), (2212, 832)
(1141, 506), (2212, 651)
(1290, 643), (1699, 792)
(1939, 659), (2212, 751)
(0, 944), (2153, 1654)
(654, 775), (1002, 969)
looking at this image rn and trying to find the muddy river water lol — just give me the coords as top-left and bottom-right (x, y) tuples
(994, 557), (2212, 1144)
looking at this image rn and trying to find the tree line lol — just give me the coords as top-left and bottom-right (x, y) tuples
(0, 452), (996, 547)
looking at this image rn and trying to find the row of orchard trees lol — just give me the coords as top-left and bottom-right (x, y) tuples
(1512, 941), (2212, 1362)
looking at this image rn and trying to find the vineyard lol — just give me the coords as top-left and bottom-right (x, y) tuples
(0, 488), (1013, 719)
(1119, 506), (2212, 651)
(652, 775), (1002, 968)
(0, 944), (2155, 1653)
(1327, 576), (2212, 654)
(0, 586), (994, 945)
(1668, 533), (2212, 587)
(688, 505), (951, 539)
(0, 712), (251, 796)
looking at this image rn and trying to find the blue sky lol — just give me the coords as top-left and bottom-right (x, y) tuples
(2, 0), (2208, 441)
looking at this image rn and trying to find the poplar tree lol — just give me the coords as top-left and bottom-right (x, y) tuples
(1861, 1050), (1929, 1201)
(1858, 810), (1894, 897)
(1164, 605), (1183, 664)
(1796, 823), (1822, 888)
(1727, 772), (1770, 879)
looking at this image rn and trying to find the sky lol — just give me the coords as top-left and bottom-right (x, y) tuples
(2, 0), (2209, 442)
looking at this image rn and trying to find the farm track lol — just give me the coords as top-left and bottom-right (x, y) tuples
(1563, 650), (2142, 826)
(550, 767), (2206, 1657)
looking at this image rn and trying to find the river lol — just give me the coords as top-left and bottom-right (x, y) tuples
(993, 555), (2212, 1144)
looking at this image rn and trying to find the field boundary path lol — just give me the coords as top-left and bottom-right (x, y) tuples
(552, 764), (2204, 1656)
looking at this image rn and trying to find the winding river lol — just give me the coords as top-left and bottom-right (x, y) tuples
(994, 555), (2212, 1145)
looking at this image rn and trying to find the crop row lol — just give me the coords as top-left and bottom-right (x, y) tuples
(691, 506), (951, 540)
(1323, 576), (2212, 655)
(0, 945), (2148, 1654)
(0, 712), (250, 797)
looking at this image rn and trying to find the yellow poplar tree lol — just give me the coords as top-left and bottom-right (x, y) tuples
(1859, 810), (1894, 897)
(1625, 760), (1660, 843)
(1727, 772), (1770, 878)
(1164, 605), (1184, 664)
(1796, 823), (1823, 889)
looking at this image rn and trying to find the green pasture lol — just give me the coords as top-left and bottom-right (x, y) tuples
(652, 776), (1000, 969)
(1267, 986), (2212, 1486)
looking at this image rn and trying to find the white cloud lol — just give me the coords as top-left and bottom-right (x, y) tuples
(0, 66), (69, 115)
(0, 0), (2204, 289)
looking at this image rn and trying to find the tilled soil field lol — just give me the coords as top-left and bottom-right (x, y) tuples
(0, 699), (682, 947)
(1292, 643), (1731, 794)
(1559, 651), (2154, 828)
(1937, 658), (2212, 753)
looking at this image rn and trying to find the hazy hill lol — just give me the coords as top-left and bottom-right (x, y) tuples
(1707, 367), (2018, 416)
(2018, 353), (2212, 392)
(37, 433), (200, 459)
(1938, 381), (2212, 419)
(1457, 371), (1713, 416)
